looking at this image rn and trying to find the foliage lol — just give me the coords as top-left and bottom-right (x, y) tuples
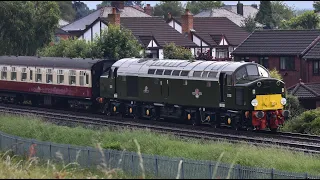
(185, 1), (223, 15)
(196, 50), (213, 61)
(240, 15), (258, 32)
(1, 115), (320, 175)
(280, 10), (320, 29)
(56, 1), (76, 22)
(97, 1), (144, 9)
(153, 1), (185, 19)
(0, 1), (60, 56)
(313, 1), (320, 12)
(271, 1), (295, 28)
(255, 1), (276, 29)
(163, 43), (194, 60)
(282, 108), (320, 135)
(94, 24), (142, 60)
(285, 94), (305, 119)
(72, 1), (94, 20)
(269, 68), (283, 80)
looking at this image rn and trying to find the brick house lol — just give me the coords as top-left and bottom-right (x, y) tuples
(167, 9), (250, 60)
(231, 30), (320, 88)
(75, 8), (198, 59)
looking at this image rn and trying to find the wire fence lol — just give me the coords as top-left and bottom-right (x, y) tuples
(0, 130), (318, 179)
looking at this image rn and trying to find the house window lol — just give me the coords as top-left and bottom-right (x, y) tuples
(21, 68), (27, 81)
(216, 48), (228, 58)
(1, 67), (7, 80)
(280, 57), (295, 71)
(236, 56), (250, 62)
(57, 70), (64, 84)
(259, 57), (269, 69)
(46, 69), (53, 83)
(69, 70), (76, 85)
(313, 60), (320, 75)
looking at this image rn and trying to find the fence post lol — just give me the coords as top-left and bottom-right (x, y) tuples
(305, 173), (308, 179)
(238, 164), (242, 179)
(15, 137), (18, 154)
(49, 143), (52, 159)
(131, 153), (135, 176)
(155, 156), (159, 178)
(87, 148), (90, 168)
(209, 163), (212, 179)
(181, 158), (184, 179)
(68, 145), (71, 163)
(271, 168), (274, 179)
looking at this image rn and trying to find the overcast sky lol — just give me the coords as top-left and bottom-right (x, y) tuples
(82, 1), (315, 10)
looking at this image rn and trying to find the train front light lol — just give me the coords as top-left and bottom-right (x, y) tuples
(251, 99), (258, 107)
(280, 98), (287, 105)
(252, 89), (256, 95)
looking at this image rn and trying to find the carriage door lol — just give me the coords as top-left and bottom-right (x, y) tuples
(219, 73), (226, 102)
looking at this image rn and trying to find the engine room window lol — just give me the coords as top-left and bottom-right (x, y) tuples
(11, 67), (16, 81)
(1, 67), (7, 80)
(148, 69), (156, 74)
(36, 68), (42, 82)
(69, 70), (76, 85)
(172, 70), (181, 76)
(57, 70), (64, 84)
(156, 69), (164, 75)
(206, 81), (211, 87)
(46, 69), (53, 83)
(183, 80), (188, 85)
(202, 71), (209, 78)
(180, 71), (189, 76)
(164, 70), (172, 75)
(193, 71), (202, 77)
(208, 72), (217, 78)
(21, 68), (27, 81)
(79, 71), (86, 86)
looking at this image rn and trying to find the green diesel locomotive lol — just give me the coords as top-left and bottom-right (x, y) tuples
(98, 58), (290, 131)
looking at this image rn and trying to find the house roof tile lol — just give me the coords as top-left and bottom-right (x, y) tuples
(232, 29), (320, 56)
(222, 5), (258, 19)
(288, 82), (320, 99)
(303, 41), (320, 59)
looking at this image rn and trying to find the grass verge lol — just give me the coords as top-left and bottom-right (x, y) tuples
(0, 114), (319, 175)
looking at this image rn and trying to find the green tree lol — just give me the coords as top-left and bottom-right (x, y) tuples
(269, 68), (283, 80)
(97, 1), (144, 9)
(163, 43), (194, 60)
(313, 1), (320, 12)
(185, 1), (223, 15)
(153, 1), (185, 19)
(0, 1), (60, 56)
(240, 15), (258, 32)
(255, 1), (276, 29)
(280, 11), (320, 29)
(271, 1), (295, 28)
(72, 1), (94, 20)
(56, 1), (76, 22)
(95, 24), (142, 60)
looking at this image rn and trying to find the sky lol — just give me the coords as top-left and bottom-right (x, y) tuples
(82, 1), (315, 10)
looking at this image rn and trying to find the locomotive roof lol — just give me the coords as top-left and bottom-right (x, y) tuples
(113, 58), (256, 79)
(0, 56), (107, 69)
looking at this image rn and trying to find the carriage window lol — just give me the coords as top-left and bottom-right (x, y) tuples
(57, 70), (64, 84)
(156, 69), (164, 75)
(193, 71), (202, 77)
(86, 73), (89, 84)
(69, 70), (76, 85)
(172, 70), (181, 76)
(202, 71), (209, 78)
(30, 70), (33, 81)
(148, 69), (156, 74)
(21, 68), (27, 81)
(46, 69), (53, 83)
(180, 71), (189, 76)
(1, 67), (7, 80)
(164, 70), (172, 75)
(80, 71), (86, 86)
(11, 67), (16, 81)
(36, 68), (42, 82)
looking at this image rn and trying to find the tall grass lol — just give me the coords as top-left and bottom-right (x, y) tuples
(0, 114), (320, 175)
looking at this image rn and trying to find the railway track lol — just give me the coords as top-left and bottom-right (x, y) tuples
(1, 104), (320, 154)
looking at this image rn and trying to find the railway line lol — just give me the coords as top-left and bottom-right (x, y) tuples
(1, 104), (320, 154)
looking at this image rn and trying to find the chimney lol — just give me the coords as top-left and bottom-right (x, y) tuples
(237, 1), (244, 16)
(108, 7), (120, 26)
(181, 9), (193, 40)
(144, 4), (153, 16)
(111, 1), (124, 9)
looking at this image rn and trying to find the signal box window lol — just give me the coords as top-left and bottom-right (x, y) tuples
(57, 70), (64, 84)
(36, 68), (42, 82)
(280, 57), (295, 71)
(69, 70), (76, 85)
(1, 67), (7, 80)
(11, 67), (17, 81)
(46, 69), (53, 83)
(259, 57), (269, 69)
(21, 68), (27, 81)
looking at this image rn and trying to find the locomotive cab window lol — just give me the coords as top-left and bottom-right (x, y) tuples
(11, 67), (16, 81)
(46, 69), (53, 83)
(57, 70), (64, 84)
(1, 67), (7, 80)
(21, 68), (27, 81)
(69, 70), (76, 85)
(36, 68), (42, 82)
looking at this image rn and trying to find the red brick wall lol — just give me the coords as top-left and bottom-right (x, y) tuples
(306, 60), (320, 83)
(181, 9), (193, 40)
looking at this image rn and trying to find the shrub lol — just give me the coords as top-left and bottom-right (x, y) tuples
(163, 42), (194, 60)
(269, 68), (283, 80)
(285, 94), (305, 119)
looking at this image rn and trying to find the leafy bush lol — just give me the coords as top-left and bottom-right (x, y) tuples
(163, 42), (194, 60)
(285, 94), (305, 119)
(269, 68), (283, 80)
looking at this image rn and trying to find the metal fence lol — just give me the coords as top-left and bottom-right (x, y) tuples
(0, 130), (318, 179)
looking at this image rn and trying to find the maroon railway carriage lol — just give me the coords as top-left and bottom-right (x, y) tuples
(0, 56), (115, 109)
